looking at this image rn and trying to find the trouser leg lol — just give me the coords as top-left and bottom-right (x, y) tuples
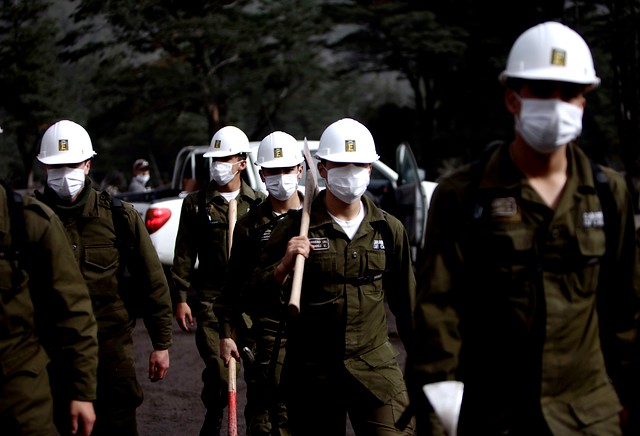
(92, 328), (143, 436)
(3, 362), (56, 436)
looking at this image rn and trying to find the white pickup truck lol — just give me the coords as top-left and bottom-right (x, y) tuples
(121, 140), (436, 268)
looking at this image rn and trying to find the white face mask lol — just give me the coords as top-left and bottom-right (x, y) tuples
(326, 164), (370, 204)
(47, 167), (86, 200)
(265, 173), (299, 201)
(209, 161), (241, 186)
(515, 97), (584, 154)
(135, 174), (150, 185)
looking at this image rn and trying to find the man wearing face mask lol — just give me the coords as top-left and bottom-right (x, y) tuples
(35, 119), (174, 436)
(128, 158), (152, 193)
(171, 125), (266, 435)
(407, 22), (640, 435)
(214, 130), (303, 436)
(244, 118), (416, 435)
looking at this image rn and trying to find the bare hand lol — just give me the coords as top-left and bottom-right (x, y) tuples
(69, 400), (95, 436)
(278, 236), (313, 277)
(149, 349), (170, 382)
(175, 302), (194, 332)
(220, 337), (240, 366)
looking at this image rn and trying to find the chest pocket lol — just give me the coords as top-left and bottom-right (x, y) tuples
(0, 257), (32, 336)
(202, 219), (227, 244)
(365, 249), (386, 274)
(83, 245), (119, 297)
(572, 227), (606, 297)
(474, 220), (536, 276)
(304, 249), (339, 304)
(199, 200), (229, 247)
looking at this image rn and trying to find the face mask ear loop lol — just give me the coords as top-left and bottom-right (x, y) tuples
(512, 92), (523, 122)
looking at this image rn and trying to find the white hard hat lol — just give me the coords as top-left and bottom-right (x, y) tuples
(499, 21), (600, 86)
(315, 118), (379, 164)
(255, 131), (303, 168)
(37, 120), (97, 165)
(203, 126), (251, 158)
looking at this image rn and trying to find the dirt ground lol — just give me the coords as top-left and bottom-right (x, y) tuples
(134, 306), (407, 436)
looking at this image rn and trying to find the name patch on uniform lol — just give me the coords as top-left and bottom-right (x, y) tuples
(310, 237), (329, 250)
(261, 228), (272, 242)
(491, 197), (519, 220)
(373, 239), (385, 250)
(583, 211), (604, 228)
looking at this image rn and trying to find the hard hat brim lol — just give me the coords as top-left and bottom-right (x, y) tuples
(499, 69), (601, 86)
(203, 150), (246, 158)
(257, 159), (304, 168)
(37, 151), (97, 165)
(314, 152), (379, 164)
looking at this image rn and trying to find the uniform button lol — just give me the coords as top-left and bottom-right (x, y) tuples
(72, 244), (78, 250)
(352, 252), (357, 258)
(550, 229), (560, 239)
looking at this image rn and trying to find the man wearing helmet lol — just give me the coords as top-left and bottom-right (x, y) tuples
(171, 125), (266, 435)
(35, 119), (174, 436)
(407, 22), (640, 434)
(214, 131), (304, 436)
(245, 118), (416, 435)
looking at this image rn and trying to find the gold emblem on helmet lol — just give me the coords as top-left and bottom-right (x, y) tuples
(58, 139), (69, 151)
(345, 140), (356, 152)
(214, 139), (221, 149)
(550, 49), (566, 66)
(273, 148), (283, 158)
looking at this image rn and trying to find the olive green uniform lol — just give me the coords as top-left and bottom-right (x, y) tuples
(247, 192), (416, 435)
(0, 185), (98, 436)
(36, 178), (173, 436)
(409, 143), (640, 435)
(216, 193), (304, 436)
(171, 180), (265, 434)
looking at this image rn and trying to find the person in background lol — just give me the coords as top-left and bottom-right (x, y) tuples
(100, 169), (127, 196)
(215, 131), (304, 435)
(35, 119), (174, 436)
(171, 125), (266, 435)
(407, 21), (640, 435)
(0, 181), (98, 436)
(129, 158), (151, 192)
(245, 118), (416, 435)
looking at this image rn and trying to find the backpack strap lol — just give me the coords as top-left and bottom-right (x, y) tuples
(590, 160), (617, 260)
(198, 187), (209, 225)
(374, 210), (395, 272)
(0, 180), (27, 294)
(106, 192), (133, 275)
(470, 141), (505, 222)
(109, 194), (131, 252)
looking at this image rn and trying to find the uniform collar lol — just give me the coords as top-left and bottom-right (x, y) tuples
(39, 177), (98, 217)
(476, 142), (521, 192)
(207, 179), (263, 205)
(476, 142), (598, 215)
(309, 190), (387, 232)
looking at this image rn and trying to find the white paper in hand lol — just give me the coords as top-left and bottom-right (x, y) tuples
(422, 381), (464, 436)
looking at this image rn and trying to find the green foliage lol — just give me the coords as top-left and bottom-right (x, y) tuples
(1, 0), (640, 195)
(57, 0), (337, 185)
(0, 0), (70, 186)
